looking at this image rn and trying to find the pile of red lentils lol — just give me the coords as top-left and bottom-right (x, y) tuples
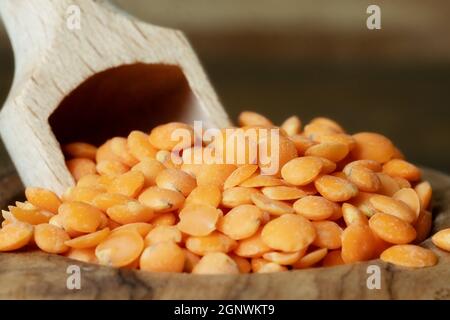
(0, 111), (449, 274)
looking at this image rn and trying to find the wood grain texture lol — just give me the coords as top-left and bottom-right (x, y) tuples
(0, 0), (231, 195)
(0, 167), (448, 300)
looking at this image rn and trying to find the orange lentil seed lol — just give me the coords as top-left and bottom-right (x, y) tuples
(310, 117), (345, 133)
(183, 249), (201, 272)
(177, 204), (221, 236)
(230, 254), (252, 273)
(0, 221), (34, 251)
(349, 192), (378, 217)
(155, 150), (177, 168)
(48, 213), (64, 228)
(312, 221), (343, 249)
(341, 223), (376, 263)
(316, 133), (356, 151)
(144, 225), (182, 246)
(281, 156), (323, 186)
(106, 201), (154, 224)
(281, 116), (301, 136)
(98, 212), (109, 229)
(107, 171), (145, 198)
(64, 228), (110, 249)
(261, 214), (315, 252)
(250, 258), (268, 272)
(344, 165), (380, 193)
(369, 213), (417, 244)
(139, 241), (185, 272)
(394, 177), (411, 189)
(96, 230), (144, 267)
(431, 228), (450, 252)
(289, 135), (316, 155)
(234, 228), (271, 258)
(304, 123), (340, 141)
(25, 187), (62, 214)
(97, 175), (115, 188)
(96, 160), (129, 177)
(393, 188), (421, 218)
(258, 135), (298, 177)
(223, 164), (259, 189)
(65, 247), (98, 264)
(138, 186), (185, 213)
(112, 222), (153, 237)
(342, 203), (368, 226)
(293, 196), (335, 221)
(131, 159), (165, 187)
(76, 174), (102, 188)
(261, 186), (306, 200)
(59, 201), (103, 233)
(96, 140), (122, 163)
(414, 181), (432, 210)
(351, 132), (395, 163)
(257, 262), (288, 273)
(152, 212), (177, 226)
(305, 142), (349, 162)
(344, 159), (382, 172)
(217, 204), (263, 240)
(293, 248), (328, 269)
(369, 195), (416, 224)
(382, 159), (421, 181)
(91, 193), (131, 212)
(414, 210), (433, 244)
(240, 175), (285, 188)
(196, 164), (237, 190)
(185, 185), (222, 208)
(332, 171), (347, 179)
(185, 231), (237, 256)
(110, 137), (139, 167)
(380, 244), (437, 268)
(208, 127), (258, 166)
(263, 250), (305, 265)
(66, 158), (97, 181)
(372, 232), (392, 257)
(34, 223), (70, 254)
(222, 187), (259, 208)
(315, 175), (358, 202)
(127, 130), (157, 161)
(328, 202), (343, 221)
(317, 157), (337, 174)
(192, 252), (239, 274)
(155, 168), (197, 197)
(149, 122), (194, 151)
(322, 250), (345, 267)
(377, 173), (401, 196)
(251, 192), (294, 216)
(8, 205), (54, 225)
(180, 163), (203, 178)
(62, 186), (104, 204)
(238, 111), (273, 127)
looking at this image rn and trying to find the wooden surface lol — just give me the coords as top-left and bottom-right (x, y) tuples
(0, 0), (230, 195)
(0, 167), (448, 300)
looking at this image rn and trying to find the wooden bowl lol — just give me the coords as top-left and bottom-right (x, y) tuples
(0, 167), (449, 299)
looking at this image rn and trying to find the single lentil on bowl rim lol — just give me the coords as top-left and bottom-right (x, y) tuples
(0, 111), (448, 274)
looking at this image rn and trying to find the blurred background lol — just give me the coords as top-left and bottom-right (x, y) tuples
(0, 0), (449, 176)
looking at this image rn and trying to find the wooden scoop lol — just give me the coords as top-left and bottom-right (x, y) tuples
(0, 0), (231, 195)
